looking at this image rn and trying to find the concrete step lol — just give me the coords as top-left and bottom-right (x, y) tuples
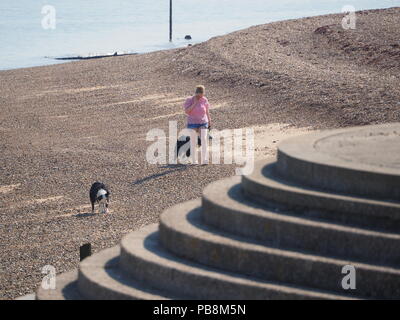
(159, 199), (400, 299)
(241, 159), (400, 232)
(15, 293), (36, 300)
(202, 176), (400, 267)
(78, 246), (174, 300)
(120, 223), (353, 300)
(276, 123), (400, 201)
(36, 270), (82, 300)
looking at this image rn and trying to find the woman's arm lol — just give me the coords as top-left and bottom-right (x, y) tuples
(184, 97), (197, 114)
(205, 98), (211, 127)
(206, 108), (211, 128)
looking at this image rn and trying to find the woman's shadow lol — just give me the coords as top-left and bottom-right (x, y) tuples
(132, 164), (194, 185)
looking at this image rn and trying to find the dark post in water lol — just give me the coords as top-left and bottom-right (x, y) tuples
(169, 0), (172, 42)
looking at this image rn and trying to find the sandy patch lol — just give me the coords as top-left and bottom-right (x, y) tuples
(38, 85), (118, 96)
(146, 112), (184, 121)
(206, 123), (313, 162)
(136, 93), (175, 102)
(103, 99), (141, 107)
(57, 204), (115, 218)
(46, 115), (70, 120)
(251, 123), (313, 160)
(141, 122), (313, 164)
(102, 94), (185, 107)
(211, 102), (229, 109)
(25, 196), (65, 205)
(160, 97), (186, 104)
(56, 204), (92, 218)
(34, 83), (157, 98)
(64, 86), (111, 93)
(138, 123), (313, 152)
(4, 196), (65, 211)
(5, 203), (115, 226)
(0, 183), (21, 194)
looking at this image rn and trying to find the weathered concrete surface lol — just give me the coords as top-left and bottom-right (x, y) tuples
(120, 224), (347, 300)
(202, 176), (400, 266)
(78, 246), (173, 300)
(277, 123), (400, 200)
(36, 271), (82, 300)
(15, 293), (36, 300)
(315, 124), (400, 170)
(159, 200), (400, 299)
(242, 159), (400, 232)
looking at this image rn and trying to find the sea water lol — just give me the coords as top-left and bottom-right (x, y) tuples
(0, 0), (397, 70)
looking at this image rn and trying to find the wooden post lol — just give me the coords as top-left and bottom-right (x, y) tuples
(80, 243), (91, 261)
(169, 0), (172, 42)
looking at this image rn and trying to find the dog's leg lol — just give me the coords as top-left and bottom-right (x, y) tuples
(105, 198), (110, 213)
(91, 202), (95, 214)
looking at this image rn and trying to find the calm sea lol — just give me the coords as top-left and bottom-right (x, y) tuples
(0, 0), (397, 70)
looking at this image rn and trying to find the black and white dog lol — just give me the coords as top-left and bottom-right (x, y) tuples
(176, 128), (212, 158)
(89, 182), (110, 214)
(176, 135), (202, 158)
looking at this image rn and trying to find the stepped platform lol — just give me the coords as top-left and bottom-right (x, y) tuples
(36, 123), (400, 300)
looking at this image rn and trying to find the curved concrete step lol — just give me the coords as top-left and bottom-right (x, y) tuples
(16, 293), (36, 300)
(159, 199), (400, 299)
(120, 224), (353, 300)
(78, 246), (174, 300)
(202, 176), (400, 267)
(241, 159), (400, 232)
(36, 270), (82, 300)
(276, 123), (400, 200)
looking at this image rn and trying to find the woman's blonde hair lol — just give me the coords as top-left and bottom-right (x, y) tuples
(195, 85), (205, 94)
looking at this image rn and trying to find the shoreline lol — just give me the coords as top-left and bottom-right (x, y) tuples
(53, 52), (139, 61)
(2, 6), (398, 72)
(1, 7), (399, 299)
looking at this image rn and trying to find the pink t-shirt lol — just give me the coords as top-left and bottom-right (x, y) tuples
(183, 96), (210, 124)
